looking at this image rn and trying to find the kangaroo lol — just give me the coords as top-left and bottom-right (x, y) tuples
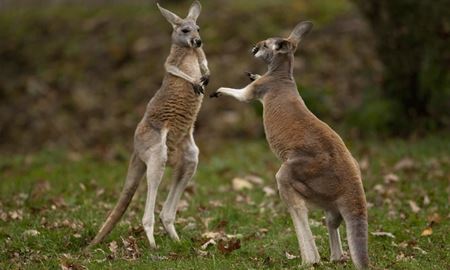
(88, 1), (209, 249)
(211, 21), (369, 269)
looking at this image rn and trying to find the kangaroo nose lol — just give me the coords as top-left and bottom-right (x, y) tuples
(252, 46), (259, 55)
(194, 38), (202, 47)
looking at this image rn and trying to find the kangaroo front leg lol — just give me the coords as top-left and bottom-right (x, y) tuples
(196, 48), (210, 86)
(160, 133), (199, 241)
(210, 85), (255, 101)
(165, 64), (204, 95)
(142, 132), (168, 249)
(276, 165), (320, 265)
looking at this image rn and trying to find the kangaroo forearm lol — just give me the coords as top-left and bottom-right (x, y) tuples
(165, 64), (195, 84)
(196, 48), (210, 76)
(217, 86), (253, 102)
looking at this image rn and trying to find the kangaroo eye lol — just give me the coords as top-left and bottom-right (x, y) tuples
(182, 29), (190, 33)
(263, 44), (268, 48)
(197, 28), (200, 32)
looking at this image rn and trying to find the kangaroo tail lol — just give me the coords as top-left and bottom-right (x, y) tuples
(344, 213), (369, 270)
(87, 152), (146, 248)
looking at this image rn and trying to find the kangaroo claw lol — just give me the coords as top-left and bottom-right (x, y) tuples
(192, 83), (204, 95)
(209, 91), (221, 98)
(200, 75), (210, 87)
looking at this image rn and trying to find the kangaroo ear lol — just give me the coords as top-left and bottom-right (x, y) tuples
(272, 39), (293, 53)
(187, 1), (201, 21)
(288, 21), (313, 45)
(157, 3), (183, 27)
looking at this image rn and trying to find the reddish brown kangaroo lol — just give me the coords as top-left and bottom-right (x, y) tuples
(211, 21), (369, 269)
(88, 1), (209, 249)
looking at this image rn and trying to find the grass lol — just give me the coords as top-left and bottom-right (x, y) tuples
(0, 135), (449, 269)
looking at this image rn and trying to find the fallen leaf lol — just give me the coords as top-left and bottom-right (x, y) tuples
(232, 177), (253, 191)
(423, 194), (430, 205)
(9, 210), (23, 220)
(122, 236), (140, 260)
(23, 229), (40, 237)
(371, 231), (395, 238)
(384, 173), (399, 183)
(149, 254), (168, 261)
(359, 156), (369, 171)
(245, 175), (264, 185)
(31, 180), (51, 198)
(195, 248), (208, 257)
(408, 200), (421, 213)
(427, 213), (441, 224)
(421, 227), (432, 236)
(263, 186), (276, 196)
(285, 251), (298, 260)
(183, 222), (196, 231)
(202, 231), (221, 240)
(201, 239), (216, 250)
(108, 241), (118, 257)
(177, 199), (189, 212)
(394, 157), (415, 171)
(413, 246), (427, 254)
(217, 238), (241, 254)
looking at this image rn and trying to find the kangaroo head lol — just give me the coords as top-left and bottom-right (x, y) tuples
(157, 1), (203, 48)
(252, 21), (313, 64)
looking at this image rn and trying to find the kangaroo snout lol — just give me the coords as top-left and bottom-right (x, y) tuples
(192, 38), (202, 48)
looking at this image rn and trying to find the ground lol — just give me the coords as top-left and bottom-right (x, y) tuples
(0, 135), (449, 269)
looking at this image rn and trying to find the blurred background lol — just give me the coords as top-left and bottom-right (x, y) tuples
(0, 0), (449, 155)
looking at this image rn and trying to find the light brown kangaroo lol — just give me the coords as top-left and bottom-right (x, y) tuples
(88, 1), (209, 249)
(211, 21), (369, 269)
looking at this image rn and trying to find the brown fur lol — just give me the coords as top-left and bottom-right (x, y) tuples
(88, 1), (208, 249)
(213, 22), (368, 269)
(137, 44), (203, 165)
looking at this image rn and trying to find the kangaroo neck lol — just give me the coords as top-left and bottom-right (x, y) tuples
(170, 44), (194, 57)
(267, 53), (294, 80)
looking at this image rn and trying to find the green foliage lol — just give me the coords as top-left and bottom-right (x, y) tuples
(354, 0), (450, 134)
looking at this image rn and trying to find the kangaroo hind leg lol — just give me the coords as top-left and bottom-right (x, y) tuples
(160, 133), (199, 241)
(276, 164), (320, 265)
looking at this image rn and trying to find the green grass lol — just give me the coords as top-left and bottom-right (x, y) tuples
(1, 135), (449, 269)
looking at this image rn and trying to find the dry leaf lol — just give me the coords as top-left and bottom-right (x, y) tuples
(177, 199), (189, 212)
(285, 251), (298, 260)
(201, 239), (216, 250)
(427, 213), (441, 224)
(9, 210), (23, 220)
(413, 246), (427, 254)
(108, 241), (118, 255)
(408, 200), (421, 213)
(245, 175), (264, 185)
(31, 180), (51, 198)
(217, 238), (241, 254)
(23, 229), (40, 237)
(263, 186), (276, 196)
(195, 248), (208, 257)
(122, 236), (140, 260)
(359, 156), (369, 171)
(394, 157), (415, 171)
(423, 194), (430, 205)
(232, 177), (253, 191)
(421, 227), (432, 236)
(371, 231), (395, 238)
(202, 231), (221, 240)
(384, 173), (399, 183)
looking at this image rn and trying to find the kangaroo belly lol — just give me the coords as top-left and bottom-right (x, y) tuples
(142, 77), (202, 159)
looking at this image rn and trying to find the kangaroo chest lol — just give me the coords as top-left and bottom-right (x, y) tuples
(145, 53), (203, 155)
